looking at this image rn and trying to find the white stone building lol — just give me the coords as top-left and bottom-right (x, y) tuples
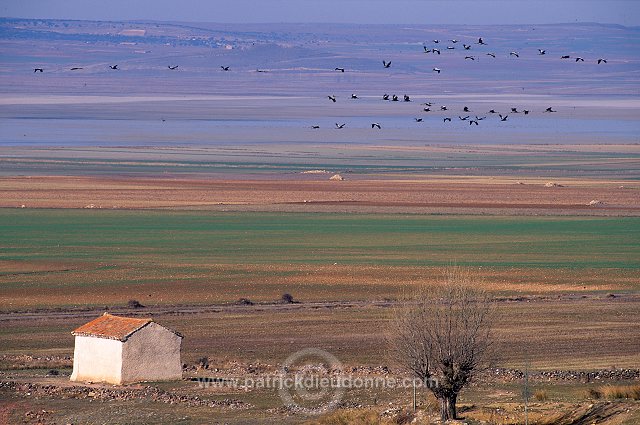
(70, 313), (183, 385)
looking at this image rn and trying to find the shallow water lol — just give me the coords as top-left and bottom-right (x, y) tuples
(1, 111), (638, 147)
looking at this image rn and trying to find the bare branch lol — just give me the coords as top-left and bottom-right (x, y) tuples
(386, 266), (496, 421)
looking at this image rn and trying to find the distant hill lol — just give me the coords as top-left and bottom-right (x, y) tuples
(1, 18), (638, 96)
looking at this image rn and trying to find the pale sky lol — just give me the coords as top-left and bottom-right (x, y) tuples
(2, 0), (639, 26)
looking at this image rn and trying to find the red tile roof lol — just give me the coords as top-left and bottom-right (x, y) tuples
(72, 313), (152, 341)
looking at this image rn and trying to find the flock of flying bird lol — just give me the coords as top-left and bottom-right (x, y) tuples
(34, 64), (181, 72)
(327, 96), (559, 130)
(419, 37), (607, 65)
(321, 36), (608, 130)
(32, 34), (609, 131)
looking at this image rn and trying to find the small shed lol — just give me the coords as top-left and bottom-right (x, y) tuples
(70, 313), (183, 385)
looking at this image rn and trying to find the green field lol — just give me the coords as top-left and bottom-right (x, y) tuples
(1, 210), (639, 310)
(1, 209), (639, 267)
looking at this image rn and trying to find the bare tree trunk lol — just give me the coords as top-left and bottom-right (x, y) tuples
(439, 394), (457, 421)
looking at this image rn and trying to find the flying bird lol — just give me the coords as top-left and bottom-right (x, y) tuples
(450, 39), (459, 43)
(463, 44), (471, 50)
(440, 106), (448, 111)
(335, 123), (346, 129)
(443, 117), (452, 122)
(392, 94), (399, 101)
(477, 37), (486, 45)
(414, 118), (423, 122)
(538, 49), (546, 55)
(33, 68), (43, 73)
(561, 55), (570, 59)
(351, 94), (358, 99)
(486, 53), (496, 58)
(70, 67), (83, 70)
(469, 119), (479, 125)
(447, 46), (455, 50)
(423, 107), (431, 112)
(334, 67), (345, 72)
(220, 66), (230, 71)
(488, 109), (497, 114)
(109, 65), (118, 70)
(597, 58), (607, 64)
(403, 94), (411, 102)
(432, 48), (441, 55)
(459, 115), (470, 121)
(511, 107), (519, 113)
(510, 52), (519, 58)
(575, 57), (585, 62)
(499, 114), (509, 121)
(465, 56), (475, 60)
(463, 106), (470, 112)
(327, 95), (337, 102)
(476, 116), (486, 121)
(168, 65), (179, 70)
(382, 94), (390, 100)
(433, 39), (440, 43)
(523, 110), (530, 115)
(432, 67), (441, 73)
(311, 125), (320, 129)
(423, 46), (431, 53)
(544, 107), (556, 112)
(383, 60), (391, 68)
(371, 123), (381, 129)
(422, 102), (432, 107)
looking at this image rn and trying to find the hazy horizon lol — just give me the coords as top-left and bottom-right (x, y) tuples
(2, 0), (639, 26)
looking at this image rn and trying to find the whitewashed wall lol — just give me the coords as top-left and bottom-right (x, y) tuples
(70, 336), (123, 384)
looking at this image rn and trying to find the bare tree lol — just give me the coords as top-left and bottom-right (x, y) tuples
(387, 267), (495, 421)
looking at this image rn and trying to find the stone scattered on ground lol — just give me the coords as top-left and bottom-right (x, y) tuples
(0, 381), (251, 409)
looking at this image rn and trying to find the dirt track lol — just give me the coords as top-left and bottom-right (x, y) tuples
(2, 292), (637, 323)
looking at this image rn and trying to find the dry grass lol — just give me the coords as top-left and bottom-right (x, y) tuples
(304, 408), (419, 425)
(585, 384), (640, 400)
(303, 409), (391, 425)
(422, 392), (440, 415)
(466, 401), (635, 425)
(533, 389), (549, 401)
